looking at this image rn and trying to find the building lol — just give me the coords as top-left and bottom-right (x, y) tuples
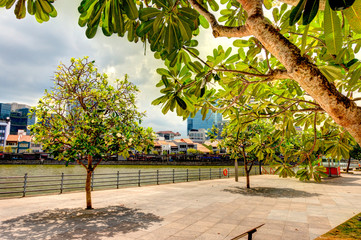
(188, 129), (207, 143)
(0, 118), (11, 148)
(187, 110), (222, 139)
(9, 103), (31, 112)
(5, 130), (41, 153)
(10, 108), (35, 135)
(156, 131), (181, 141)
(0, 103), (11, 119)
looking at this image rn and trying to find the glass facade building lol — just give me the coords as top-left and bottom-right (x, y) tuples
(187, 110), (222, 134)
(10, 108), (35, 135)
(0, 103), (11, 119)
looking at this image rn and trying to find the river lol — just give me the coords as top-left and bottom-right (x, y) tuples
(0, 164), (234, 177)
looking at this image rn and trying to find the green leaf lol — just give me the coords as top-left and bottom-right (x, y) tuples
(301, 24), (309, 55)
(175, 96), (187, 110)
(208, 0), (219, 11)
(302, 0), (319, 25)
(319, 65), (343, 82)
(344, 0), (361, 33)
(136, 20), (154, 37)
(139, 7), (160, 21)
(349, 67), (361, 86)
(324, 1), (342, 55)
(329, 0), (355, 11)
(199, 15), (209, 29)
(289, 0), (306, 26)
(225, 54), (240, 64)
(177, 18), (192, 41)
(123, 0), (138, 20)
(264, 0), (272, 10)
(233, 39), (251, 47)
(178, 7), (199, 20)
(15, 0), (26, 19)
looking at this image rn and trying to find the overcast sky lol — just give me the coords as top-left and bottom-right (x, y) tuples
(0, 1), (234, 137)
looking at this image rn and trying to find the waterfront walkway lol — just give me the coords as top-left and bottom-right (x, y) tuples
(0, 174), (360, 240)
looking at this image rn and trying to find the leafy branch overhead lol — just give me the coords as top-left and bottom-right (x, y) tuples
(4, 0), (361, 169)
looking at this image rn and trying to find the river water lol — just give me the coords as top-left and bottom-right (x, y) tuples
(0, 164), (234, 177)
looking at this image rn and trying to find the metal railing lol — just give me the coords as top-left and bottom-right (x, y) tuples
(0, 167), (261, 198)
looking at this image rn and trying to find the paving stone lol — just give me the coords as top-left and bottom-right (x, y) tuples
(0, 174), (360, 240)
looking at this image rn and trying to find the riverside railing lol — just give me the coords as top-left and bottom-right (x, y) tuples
(0, 167), (261, 198)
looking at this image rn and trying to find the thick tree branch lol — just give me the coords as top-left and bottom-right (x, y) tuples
(238, 0), (361, 145)
(187, 0), (251, 38)
(214, 68), (290, 80)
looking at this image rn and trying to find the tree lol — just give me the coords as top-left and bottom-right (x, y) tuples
(213, 119), (280, 188)
(30, 57), (155, 209)
(347, 143), (361, 172)
(3, 1), (361, 160)
(5, 146), (12, 153)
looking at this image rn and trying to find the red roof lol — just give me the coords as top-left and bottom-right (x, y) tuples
(195, 143), (211, 153)
(181, 138), (194, 144)
(19, 135), (32, 142)
(6, 135), (18, 142)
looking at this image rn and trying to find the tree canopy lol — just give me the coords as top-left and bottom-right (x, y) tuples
(30, 57), (155, 208)
(3, 0), (361, 165)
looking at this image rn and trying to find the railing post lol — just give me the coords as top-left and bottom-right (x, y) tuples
(228, 168), (230, 178)
(60, 173), (64, 194)
(186, 169), (189, 182)
(219, 168), (221, 179)
(210, 168), (212, 179)
(199, 168), (201, 181)
(138, 170), (141, 187)
(23, 173), (28, 197)
(157, 170), (159, 185)
(116, 171), (120, 189)
(172, 169), (175, 183)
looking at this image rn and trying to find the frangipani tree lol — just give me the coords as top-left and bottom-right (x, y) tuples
(3, 0), (361, 161)
(211, 117), (281, 188)
(30, 57), (155, 209)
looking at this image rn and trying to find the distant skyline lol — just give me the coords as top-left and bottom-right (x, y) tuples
(0, 2), (233, 137)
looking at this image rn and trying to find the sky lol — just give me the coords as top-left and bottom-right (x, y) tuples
(0, 1), (233, 137)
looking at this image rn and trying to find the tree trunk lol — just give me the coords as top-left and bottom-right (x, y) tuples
(346, 156), (351, 173)
(245, 164), (250, 189)
(234, 159), (239, 182)
(85, 168), (93, 209)
(247, 2), (361, 145)
(85, 155), (93, 209)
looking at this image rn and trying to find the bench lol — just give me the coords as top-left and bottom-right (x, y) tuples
(230, 223), (265, 240)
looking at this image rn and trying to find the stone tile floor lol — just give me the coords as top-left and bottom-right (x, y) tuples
(0, 173), (360, 240)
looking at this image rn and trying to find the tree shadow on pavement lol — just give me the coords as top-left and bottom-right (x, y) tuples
(321, 175), (361, 186)
(0, 205), (163, 240)
(224, 187), (320, 198)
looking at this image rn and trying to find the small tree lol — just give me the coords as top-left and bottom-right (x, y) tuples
(5, 146), (12, 153)
(348, 144), (361, 172)
(187, 148), (198, 154)
(217, 119), (280, 188)
(30, 57), (154, 209)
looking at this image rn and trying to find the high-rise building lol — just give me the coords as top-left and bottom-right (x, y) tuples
(187, 110), (222, 135)
(0, 103), (11, 119)
(10, 108), (35, 135)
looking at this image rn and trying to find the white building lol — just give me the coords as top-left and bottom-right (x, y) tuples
(0, 118), (11, 148)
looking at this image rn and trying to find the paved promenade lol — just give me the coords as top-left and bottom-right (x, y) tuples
(0, 173), (360, 240)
